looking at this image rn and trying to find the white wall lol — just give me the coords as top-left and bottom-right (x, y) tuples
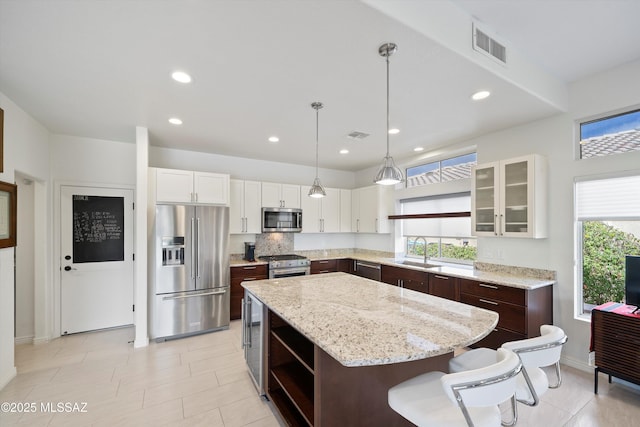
(0, 92), (51, 390)
(15, 172), (35, 343)
(150, 146), (356, 188)
(50, 135), (137, 185)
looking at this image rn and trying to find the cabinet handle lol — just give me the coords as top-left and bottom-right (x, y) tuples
(479, 283), (498, 290)
(319, 260), (329, 264)
(434, 275), (449, 280)
(243, 277), (258, 281)
(357, 219), (360, 232)
(375, 218), (378, 232)
(243, 266), (257, 270)
(322, 218), (325, 232)
(494, 214), (498, 236)
(499, 214), (504, 235)
(479, 298), (498, 306)
(319, 270), (330, 273)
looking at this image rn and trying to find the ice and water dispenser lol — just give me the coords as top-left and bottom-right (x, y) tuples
(162, 236), (185, 266)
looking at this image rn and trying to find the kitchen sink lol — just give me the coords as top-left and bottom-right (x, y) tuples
(398, 260), (438, 269)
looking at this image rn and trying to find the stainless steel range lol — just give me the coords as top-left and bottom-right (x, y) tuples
(259, 254), (310, 278)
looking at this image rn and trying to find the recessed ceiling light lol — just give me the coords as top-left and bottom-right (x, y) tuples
(414, 147), (424, 152)
(339, 149), (349, 154)
(168, 117), (183, 125)
(471, 90), (491, 101)
(268, 136), (279, 143)
(388, 128), (400, 135)
(171, 71), (192, 83)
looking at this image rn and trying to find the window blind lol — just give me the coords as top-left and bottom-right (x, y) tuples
(401, 193), (471, 237)
(575, 175), (640, 220)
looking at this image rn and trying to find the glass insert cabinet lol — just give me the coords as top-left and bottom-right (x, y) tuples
(471, 154), (547, 238)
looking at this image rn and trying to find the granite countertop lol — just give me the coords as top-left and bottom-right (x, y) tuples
(230, 249), (555, 289)
(242, 272), (499, 367)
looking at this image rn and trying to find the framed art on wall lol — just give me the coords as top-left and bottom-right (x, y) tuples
(0, 107), (3, 172)
(0, 180), (17, 249)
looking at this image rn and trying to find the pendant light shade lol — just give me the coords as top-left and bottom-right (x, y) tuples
(308, 102), (326, 198)
(374, 42), (404, 186)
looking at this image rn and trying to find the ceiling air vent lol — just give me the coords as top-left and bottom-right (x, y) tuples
(347, 131), (370, 140)
(472, 23), (507, 64)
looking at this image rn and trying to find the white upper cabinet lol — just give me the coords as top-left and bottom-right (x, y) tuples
(339, 189), (352, 233)
(351, 185), (391, 233)
(471, 154), (547, 238)
(300, 187), (340, 233)
(262, 182), (300, 208)
(230, 179), (262, 234)
(154, 168), (230, 205)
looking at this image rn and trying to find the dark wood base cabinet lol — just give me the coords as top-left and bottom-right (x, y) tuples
(592, 308), (640, 393)
(459, 278), (553, 349)
(230, 264), (268, 320)
(266, 309), (450, 426)
(310, 259), (338, 274)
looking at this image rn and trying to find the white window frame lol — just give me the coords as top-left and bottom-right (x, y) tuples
(574, 171), (640, 320)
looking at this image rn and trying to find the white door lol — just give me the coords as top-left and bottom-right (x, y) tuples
(60, 186), (134, 334)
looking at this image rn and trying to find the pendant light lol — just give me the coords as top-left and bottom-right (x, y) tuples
(308, 101), (326, 198)
(374, 42), (404, 185)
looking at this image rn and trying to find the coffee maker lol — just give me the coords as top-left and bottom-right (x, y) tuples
(244, 242), (256, 262)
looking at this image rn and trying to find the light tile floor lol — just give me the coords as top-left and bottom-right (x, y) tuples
(1, 321), (639, 426)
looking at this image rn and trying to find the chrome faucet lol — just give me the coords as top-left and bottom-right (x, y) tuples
(413, 237), (428, 264)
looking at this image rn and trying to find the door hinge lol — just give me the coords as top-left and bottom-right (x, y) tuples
(132, 304), (135, 312)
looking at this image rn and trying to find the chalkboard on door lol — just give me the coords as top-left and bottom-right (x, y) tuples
(73, 195), (124, 263)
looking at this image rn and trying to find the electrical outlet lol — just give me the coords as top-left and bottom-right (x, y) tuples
(588, 352), (595, 366)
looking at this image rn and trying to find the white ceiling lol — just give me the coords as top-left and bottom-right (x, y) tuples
(1, 0), (639, 172)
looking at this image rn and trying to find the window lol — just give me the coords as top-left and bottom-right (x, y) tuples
(406, 153), (477, 188)
(579, 109), (640, 159)
(575, 175), (640, 315)
(402, 193), (477, 265)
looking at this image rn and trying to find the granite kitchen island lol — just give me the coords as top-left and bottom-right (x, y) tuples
(242, 272), (499, 427)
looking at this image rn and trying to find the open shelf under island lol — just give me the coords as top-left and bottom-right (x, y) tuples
(242, 272), (499, 427)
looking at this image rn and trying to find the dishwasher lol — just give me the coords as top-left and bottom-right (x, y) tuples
(354, 261), (381, 281)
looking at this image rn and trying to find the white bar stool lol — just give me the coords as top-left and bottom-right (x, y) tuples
(449, 325), (567, 424)
(388, 348), (522, 427)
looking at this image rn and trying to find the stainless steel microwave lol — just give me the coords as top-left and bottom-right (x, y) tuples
(262, 207), (302, 233)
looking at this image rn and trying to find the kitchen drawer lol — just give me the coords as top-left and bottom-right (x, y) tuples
(311, 259), (338, 274)
(460, 293), (526, 334)
(469, 327), (526, 350)
(459, 278), (525, 306)
(231, 264), (268, 279)
(230, 265), (268, 320)
(428, 273), (459, 301)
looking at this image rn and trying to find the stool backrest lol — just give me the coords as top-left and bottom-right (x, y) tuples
(502, 325), (567, 368)
(441, 348), (522, 408)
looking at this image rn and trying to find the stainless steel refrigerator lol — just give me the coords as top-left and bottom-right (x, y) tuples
(149, 204), (230, 341)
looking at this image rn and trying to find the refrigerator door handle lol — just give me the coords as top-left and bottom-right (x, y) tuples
(162, 289), (227, 301)
(190, 217), (196, 279)
(196, 217), (201, 279)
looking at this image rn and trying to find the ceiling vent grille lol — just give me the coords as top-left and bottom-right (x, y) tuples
(473, 24), (507, 64)
(347, 131), (370, 140)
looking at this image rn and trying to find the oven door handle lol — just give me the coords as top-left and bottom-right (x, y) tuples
(270, 267), (310, 278)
